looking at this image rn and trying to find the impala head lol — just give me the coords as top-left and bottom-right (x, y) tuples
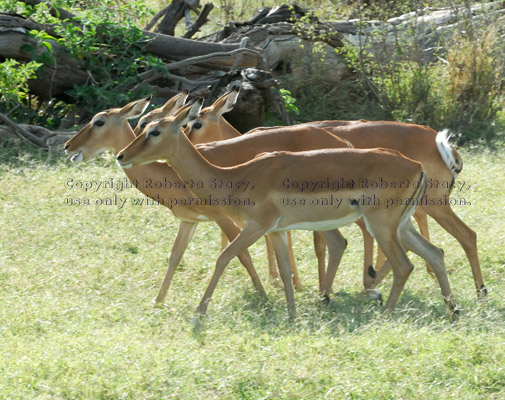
(134, 90), (189, 135)
(117, 98), (203, 169)
(185, 86), (240, 144)
(64, 97), (151, 162)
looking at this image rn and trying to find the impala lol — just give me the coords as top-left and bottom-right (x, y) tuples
(64, 95), (270, 304)
(64, 94), (352, 307)
(117, 104), (458, 320)
(187, 88), (485, 299)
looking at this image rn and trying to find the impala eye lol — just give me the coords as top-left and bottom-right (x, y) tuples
(140, 121), (148, 130)
(148, 129), (161, 137)
(193, 122), (202, 130)
(94, 120), (105, 127)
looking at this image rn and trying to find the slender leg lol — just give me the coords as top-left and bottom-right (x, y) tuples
(372, 209), (433, 283)
(425, 204), (486, 298)
(374, 258), (393, 287)
(215, 216), (268, 300)
(364, 213), (414, 311)
(269, 231), (297, 319)
(265, 235), (280, 287)
(196, 221), (269, 316)
(413, 208), (435, 277)
(220, 230), (228, 251)
(373, 211), (434, 286)
(399, 220), (457, 319)
(313, 231), (326, 291)
(319, 229), (348, 299)
(155, 221), (197, 303)
(355, 218), (380, 298)
(375, 247), (387, 271)
(287, 231), (302, 291)
(376, 235), (414, 312)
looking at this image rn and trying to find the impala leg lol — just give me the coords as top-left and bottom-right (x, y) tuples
(426, 204), (486, 298)
(413, 208), (435, 277)
(265, 235), (280, 287)
(371, 224), (414, 311)
(215, 216), (268, 300)
(196, 222), (268, 316)
(269, 231), (297, 319)
(155, 221), (197, 304)
(374, 259), (393, 287)
(319, 229), (347, 300)
(399, 220), (457, 319)
(220, 230), (228, 251)
(375, 247), (386, 271)
(372, 211), (434, 286)
(287, 231), (302, 291)
(313, 231), (326, 291)
(355, 218), (380, 299)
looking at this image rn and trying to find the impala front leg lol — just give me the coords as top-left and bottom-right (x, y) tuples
(155, 221), (197, 304)
(214, 215), (268, 301)
(195, 221), (269, 317)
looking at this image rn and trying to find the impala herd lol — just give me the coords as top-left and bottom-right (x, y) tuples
(64, 88), (486, 321)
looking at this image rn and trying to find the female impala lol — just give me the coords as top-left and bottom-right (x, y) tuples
(64, 94), (353, 307)
(117, 104), (458, 320)
(187, 88), (485, 299)
(64, 94), (269, 304)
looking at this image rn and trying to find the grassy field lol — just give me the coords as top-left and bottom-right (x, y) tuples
(1, 144), (504, 399)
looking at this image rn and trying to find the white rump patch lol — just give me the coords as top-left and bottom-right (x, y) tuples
(436, 129), (460, 179)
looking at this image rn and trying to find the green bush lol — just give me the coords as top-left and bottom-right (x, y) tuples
(280, 2), (505, 143)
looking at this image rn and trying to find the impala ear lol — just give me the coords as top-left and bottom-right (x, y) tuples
(211, 86), (240, 117)
(121, 95), (152, 119)
(174, 98), (203, 127)
(161, 90), (190, 114)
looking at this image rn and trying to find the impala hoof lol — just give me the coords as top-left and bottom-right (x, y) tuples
(449, 304), (460, 322)
(363, 288), (382, 302)
(478, 284), (488, 300)
(322, 294), (330, 305)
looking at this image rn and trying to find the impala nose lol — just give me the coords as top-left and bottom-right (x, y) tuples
(64, 144), (69, 150)
(117, 154), (124, 161)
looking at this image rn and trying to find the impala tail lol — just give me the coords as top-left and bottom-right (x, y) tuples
(436, 129), (463, 179)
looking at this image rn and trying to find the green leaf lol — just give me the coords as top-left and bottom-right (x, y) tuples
(20, 44), (35, 53)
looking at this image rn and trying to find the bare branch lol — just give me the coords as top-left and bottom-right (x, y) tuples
(143, 5), (172, 31)
(0, 113), (47, 148)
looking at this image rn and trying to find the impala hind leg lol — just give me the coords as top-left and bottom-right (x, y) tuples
(287, 231), (302, 291)
(368, 210), (433, 287)
(355, 218), (382, 300)
(196, 222), (269, 317)
(269, 231), (297, 319)
(319, 229), (348, 301)
(155, 221), (197, 304)
(371, 227), (414, 312)
(265, 235), (280, 286)
(220, 230), (228, 251)
(413, 208), (435, 277)
(399, 220), (457, 319)
(426, 204), (486, 298)
(266, 232), (301, 291)
(313, 231), (326, 291)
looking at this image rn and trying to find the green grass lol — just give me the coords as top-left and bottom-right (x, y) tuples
(1, 145), (505, 399)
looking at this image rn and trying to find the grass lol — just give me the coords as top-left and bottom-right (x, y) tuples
(1, 144), (505, 399)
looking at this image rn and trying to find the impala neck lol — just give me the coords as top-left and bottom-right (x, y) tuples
(112, 121), (137, 155)
(168, 131), (231, 196)
(219, 116), (241, 139)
